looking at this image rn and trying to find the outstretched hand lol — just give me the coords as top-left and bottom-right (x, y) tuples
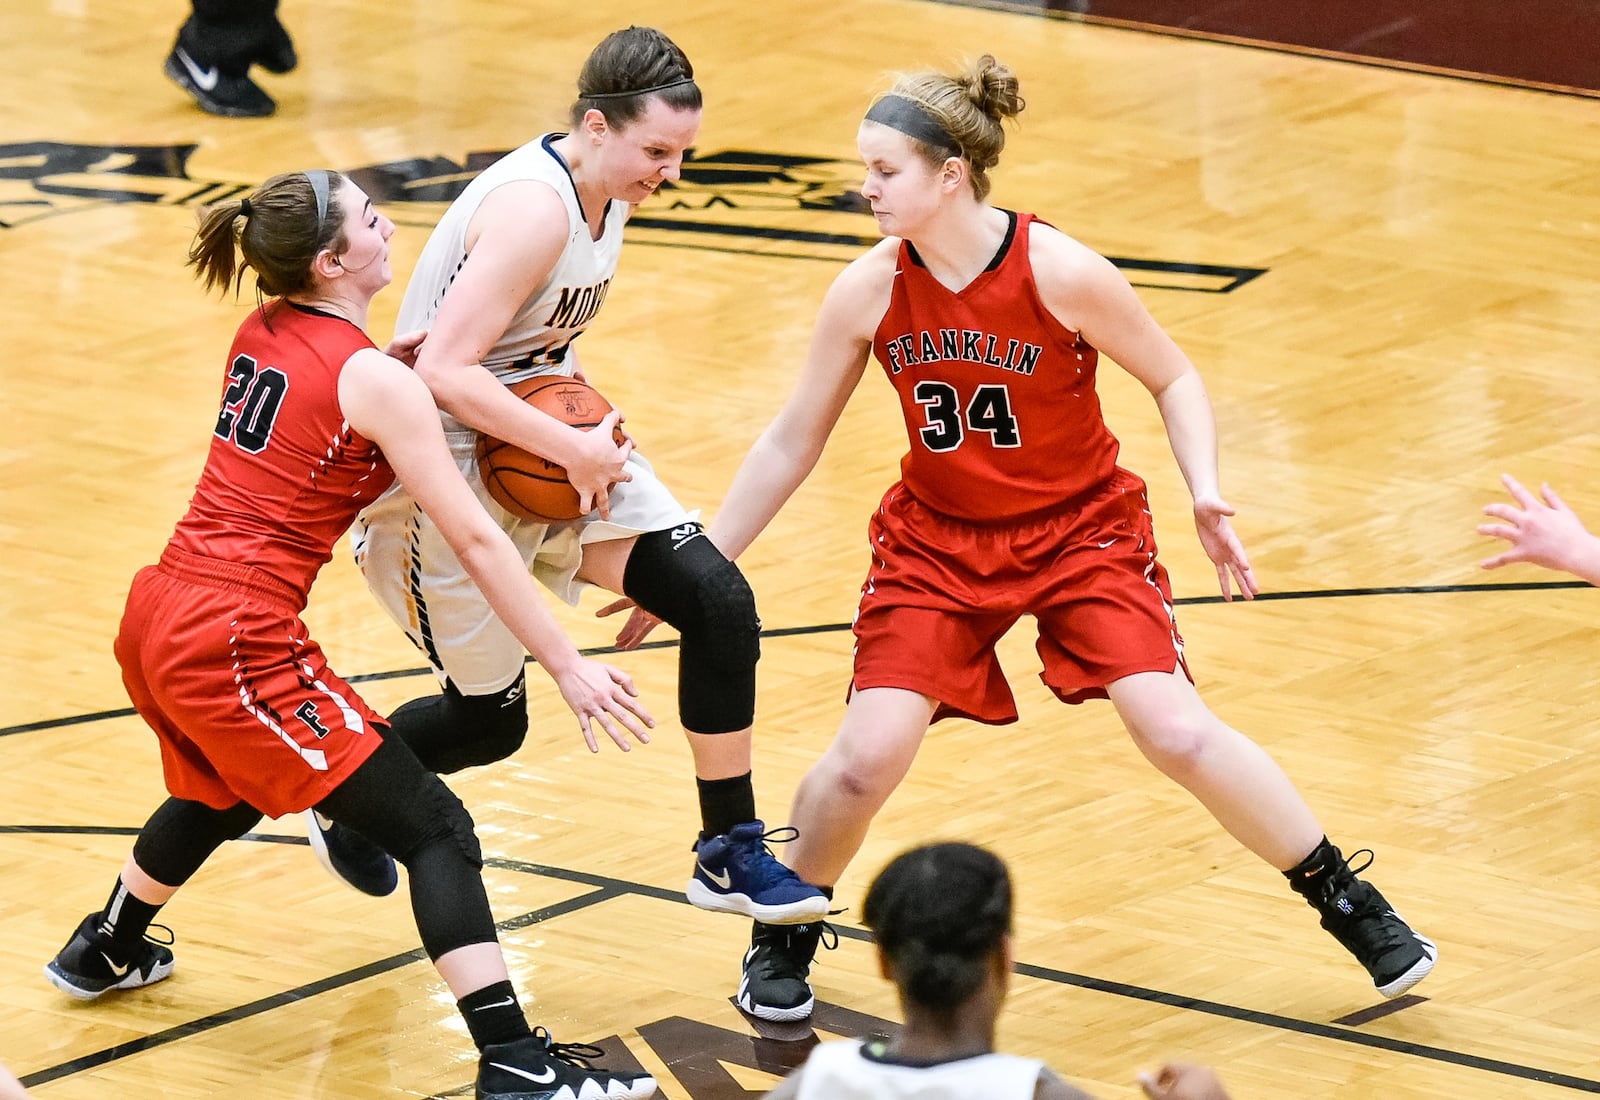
(1478, 473), (1594, 576)
(551, 658), (654, 752)
(596, 597), (664, 650)
(1193, 496), (1258, 601)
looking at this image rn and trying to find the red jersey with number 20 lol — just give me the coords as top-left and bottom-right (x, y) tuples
(871, 211), (1121, 521)
(166, 301), (394, 606)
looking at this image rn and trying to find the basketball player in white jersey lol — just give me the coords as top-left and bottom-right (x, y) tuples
(319, 26), (827, 925)
(764, 843), (1231, 1100)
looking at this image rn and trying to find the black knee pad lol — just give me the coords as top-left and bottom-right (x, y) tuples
(317, 737), (482, 870)
(447, 675), (531, 768)
(624, 525), (761, 734)
(386, 674), (530, 774)
(133, 797), (263, 886)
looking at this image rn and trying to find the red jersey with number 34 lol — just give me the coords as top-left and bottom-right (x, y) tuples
(166, 301), (394, 606)
(871, 211), (1121, 521)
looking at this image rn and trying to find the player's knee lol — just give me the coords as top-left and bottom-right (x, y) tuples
(397, 775), (483, 871)
(826, 752), (899, 807)
(624, 526), (760, 655)
(132, 798), (264, 885)
(687, 555), (761, 668)
(625, 527), (762, 733)
(1126, 714), (1216, 777)
(448, 679), (530, 768)
(678, 562), (761, 732)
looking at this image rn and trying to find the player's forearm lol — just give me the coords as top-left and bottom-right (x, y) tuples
(1152, 369), (1221, 501)
(708, 430), (820, 561)
(415, 358), (585, 466)
(1555, 533), (1600, 585)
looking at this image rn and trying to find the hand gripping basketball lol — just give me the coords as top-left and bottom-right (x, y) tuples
(477, 376), (629, 522)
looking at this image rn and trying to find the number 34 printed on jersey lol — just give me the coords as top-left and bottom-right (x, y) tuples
(914, 380), (1021, 451)
(214, 353), (288, 454)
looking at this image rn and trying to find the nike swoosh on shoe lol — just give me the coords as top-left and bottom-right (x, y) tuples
(175, 46), (220, 91)
(699, 863), (733, 889)
(488, 1061), (558, 1084)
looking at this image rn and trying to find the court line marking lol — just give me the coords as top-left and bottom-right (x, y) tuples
(1, 579), (1586, 739)
(6, 832), (1600, 1093)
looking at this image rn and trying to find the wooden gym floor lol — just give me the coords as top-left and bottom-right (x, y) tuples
(2, 1), (1599, 1096)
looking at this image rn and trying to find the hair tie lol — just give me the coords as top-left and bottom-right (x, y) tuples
(580, 75), (695, 100)
(238, 197), (253, 218)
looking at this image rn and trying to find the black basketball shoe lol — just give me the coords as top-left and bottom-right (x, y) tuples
(735, 919), (837, 1022)
(45, 912), (175, 1000)
(1298, 847), (1437, 998)
(164, 41), (276, 118)
(476, 1028), (655, 1100)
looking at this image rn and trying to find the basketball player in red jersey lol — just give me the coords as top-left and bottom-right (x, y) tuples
(42, 169), (656, 1100)
(648, 55), (1438, 1020)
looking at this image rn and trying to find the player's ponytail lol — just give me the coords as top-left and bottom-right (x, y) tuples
(188, 170), (348, 299)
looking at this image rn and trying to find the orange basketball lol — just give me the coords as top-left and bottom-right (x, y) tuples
(477, 376), (625, 522)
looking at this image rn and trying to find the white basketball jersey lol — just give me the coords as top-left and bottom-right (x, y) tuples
(794, 1039), (1044, 1100)
(396, 133), (629, 426)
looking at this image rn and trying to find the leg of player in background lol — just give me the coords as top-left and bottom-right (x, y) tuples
(736, 686), (937, 1022)
(578, 530), (827, 925)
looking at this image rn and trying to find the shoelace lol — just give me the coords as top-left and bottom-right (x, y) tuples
(531, 1026), (608, 1071)
(758, 824), (801, 845)
(141, 922), (176, 950)
(1316, 847), (1376, 905)
(99, 922), (175, 973)
(736, 825), (817, 888)
(761, 919), (840, 962)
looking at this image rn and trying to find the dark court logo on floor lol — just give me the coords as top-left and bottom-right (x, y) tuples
(0, 141), (1263, 291)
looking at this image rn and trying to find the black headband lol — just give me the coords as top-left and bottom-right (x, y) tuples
(580, 75), (695, 100)
(864, 94), (958, 156)
(307, 168), (332, 238)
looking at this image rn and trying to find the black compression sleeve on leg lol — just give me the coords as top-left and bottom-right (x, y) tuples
(622, 526), (761, 734)
(315, 736), (497, 961)
(385, 674), (529, 774)
(130, 797), (263, 887)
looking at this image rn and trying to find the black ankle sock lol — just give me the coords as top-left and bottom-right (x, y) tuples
(99, 879), (163, 956)
(696, 772), (757, 840)
(1284, 836), (1339, 896)
(457, 980), (533, 1050)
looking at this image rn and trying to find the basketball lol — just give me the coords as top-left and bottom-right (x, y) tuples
(477, 376), (625, 522)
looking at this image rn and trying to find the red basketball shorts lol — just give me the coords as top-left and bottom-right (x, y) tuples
(851, 469), (1191, 724)
(115, 550), (386, 818)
